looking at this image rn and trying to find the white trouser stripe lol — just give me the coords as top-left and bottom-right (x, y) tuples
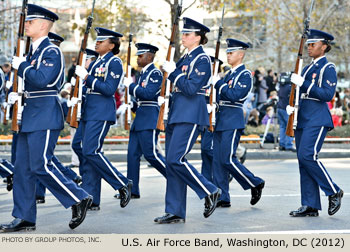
(43, 130), (80, 203)
(313, 126), (337, 194)
(152, 130), (166, 168)
(230, 130), (255, 187)
(0, 163), (13, 175)
(180, 124), (211, 195)
(95, 121), (126, 186)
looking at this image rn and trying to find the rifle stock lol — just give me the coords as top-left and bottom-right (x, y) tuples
(156, 1), (182, 131)
(69, 0), (95, 128)
(11, 0), (27, 132)
(124, 33), (132, 130)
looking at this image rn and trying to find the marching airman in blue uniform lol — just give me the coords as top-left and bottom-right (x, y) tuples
(35, 32), (82, 204)
(0, 4), (92, 232)
(74, 27), (132, 210)
(121, 43), (166, 198)
(212, 39), (265, 208)
(289, 29), (343, 217)
(154, 18), (221, 224)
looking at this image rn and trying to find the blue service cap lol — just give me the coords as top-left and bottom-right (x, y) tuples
(306, 29), (334, 44)
(135, 43), (159, 56)
(85, 48), (99, 59)
(26, 4), (59, 22)
(226, 38), (249, 53)
(181, 17), (210, 33)
(210, 56), (223, 65)
(48, 32), (64, 43)
(95, 27), (123, 41)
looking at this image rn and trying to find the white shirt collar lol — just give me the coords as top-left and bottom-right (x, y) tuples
(32, 36), (48, 54)
(142, 62), (153, 73)
(97, 52), (108, 60)
(312, 55), (326, 64)
(187, 45), (202, 56)
(231, 63), (244, 73)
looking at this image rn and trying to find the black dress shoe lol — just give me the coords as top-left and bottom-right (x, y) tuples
(279, 146), (286, 151)
(250, 181), (265, 205)
(36, 196), (45, 204)
(114, 193), (140, 199)
(328, 189), (344, 216)
(203, 188), (221, 218)
(289, 206), (319, 217)
(154, 213), (185, 224)
(216, 200), (231, 208)
(0, 218), (36, 232)
(69, 195), (93, 229)
(240, 149), (247, 164)
(73, 175), (82, 185)
(118, 180), (133, 208)
(87, 203), (100, 211)
(6, 174), (13, 191)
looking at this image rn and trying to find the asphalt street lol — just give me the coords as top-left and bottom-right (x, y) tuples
(0, 158), (349, 234)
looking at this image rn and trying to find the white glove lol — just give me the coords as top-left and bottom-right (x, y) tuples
(70, 76), (76, 86)
(123, 76), (133, 88)
(8, 92), (19, 105)
(206, 104), (215, 114)
(2, 102), (8, 108)
(211, 75), (221, 85)
(291, 73), (304, 87)
(75, 65), (88, 80)
(67, 97), (79, 107)
(286, 105), (295, 116)
(12, 56), (26, 70)
(5, 80), (12, 89)
(158, 96), (165, 106)
(162, 61), (176, 74)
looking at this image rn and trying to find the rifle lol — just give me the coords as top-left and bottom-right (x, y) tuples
(208, 4), (225, 132)
(69, 0), (96, 128)
(124, 30), (133, 130)
(11, 0), (28, 132)
(3, 72), (13, 125)
(156, 0), (183, 131)
(286, 0), (315, 137)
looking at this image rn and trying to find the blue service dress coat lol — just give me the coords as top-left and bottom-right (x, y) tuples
(126, 63), (166, 196)
(295, 56), (340, 210)
(164, 45), (218, 219)
(12, 37), (89, 223)
(80, 51), (129, 206)
(213, 64), (263, 203)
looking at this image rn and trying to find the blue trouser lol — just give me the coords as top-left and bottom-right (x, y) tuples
(12, 130), (89, 223)
(36, 155), (78, 198)
(165, 123), (217, 219)
(72, 124), (85, 177)
(11, 132), (18, 164)
(213, 129), (263, 202)
(0, 159), (14, 177)
(81, 120), (128, 206)
(200, 129), (213, 182)
(295, 126), (340, 210)
(277, 108), (294, 149)
(127, 129), (166, 196)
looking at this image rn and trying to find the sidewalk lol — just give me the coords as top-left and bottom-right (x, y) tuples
(1, 143), (348, 163)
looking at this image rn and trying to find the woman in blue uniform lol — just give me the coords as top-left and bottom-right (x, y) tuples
(289, 29), (343, 217)
(154, 18), (221, 224)
(74, 27), (132, 209)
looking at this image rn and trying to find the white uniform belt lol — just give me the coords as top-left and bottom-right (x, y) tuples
(219, 100), (243, 108)
(138, 101), (158, 107)
(300, 93), (320, 101)
(174, 87), (206, 96)
(24, 90), (58, 98)
(86, 89), (102, 95)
